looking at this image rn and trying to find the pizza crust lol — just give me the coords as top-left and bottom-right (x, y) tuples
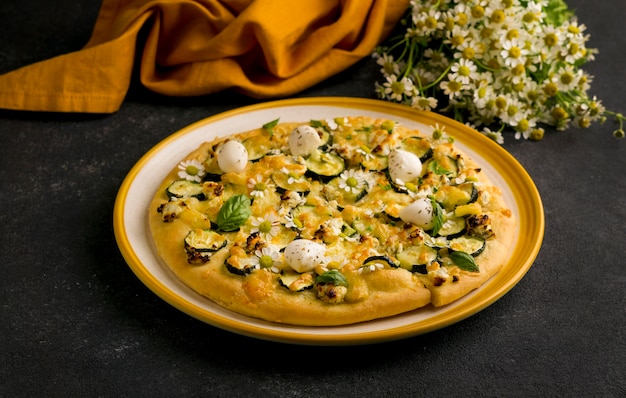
(148, 116), (516, 326)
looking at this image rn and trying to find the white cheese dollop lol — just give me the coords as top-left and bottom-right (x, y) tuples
(284, 239), (326, 273)
(399, 198), (435, 229)
(217, 140), (248, 173)
(388, 149), (422, 184)
(289, 125), (322, 157)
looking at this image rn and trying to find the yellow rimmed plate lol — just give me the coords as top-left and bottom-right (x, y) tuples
(113, 97), (544, 345)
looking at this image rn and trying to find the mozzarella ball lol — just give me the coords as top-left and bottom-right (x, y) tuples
(399, 198), (435, 229)
(217, 140), (248, 173)
(388, 149), (422, 183)
(284, 239), (326, 273)
(289, 125), (322, 157)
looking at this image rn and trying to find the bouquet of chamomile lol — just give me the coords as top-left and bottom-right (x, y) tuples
(373, 0), (624, 143)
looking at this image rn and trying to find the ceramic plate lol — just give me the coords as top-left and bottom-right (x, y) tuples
(113, 97), (544, 345)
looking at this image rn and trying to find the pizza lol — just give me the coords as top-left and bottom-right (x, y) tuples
(148, 116), (516, 326)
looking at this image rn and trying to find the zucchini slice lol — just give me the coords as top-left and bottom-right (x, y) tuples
(324, 176), (369, 205)
(401, 136), (433, 161)
(166, 180), (206, 200)
(184, 229), (228, 252)
(272, 169), (311, 193)
(225, 256), (258, 276)
(202, 154), (225, 180)
(449, 236), (486, 256)
(305, 150), (345, 180)
(360, 154), (388, 171)
(242, 133), (277, 161)
(362, 255), (399, 269)
(278, 271), (315, 292)
(317, 128), (333, 151)
(396, 245), (438, 273)
(437, 216), (466, 238)
(457, 182), (478, 204)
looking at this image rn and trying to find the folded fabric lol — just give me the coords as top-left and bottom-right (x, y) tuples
(0, 0), (409, 113)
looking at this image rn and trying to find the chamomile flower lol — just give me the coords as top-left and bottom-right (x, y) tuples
(481, 127), (505, 144)
(278, 167), (303, 185)
(373, 0), (622, 142)
(382, 75), (413, 102)
(440, 75), (466, 100)
(250, 213), (280, 241)
(338, 169), (368, 194)
(247, 174), (273, 198)
(283, 212), (303, 230)
(177, 159), (205, 182)
(450, 59), (478, 85)
(411, 95), (438, 111)
(252, 245), (283, 274)
(374, 52), (400, 77)
(356, 145), (374, 161)
(500, 38), (528, 67)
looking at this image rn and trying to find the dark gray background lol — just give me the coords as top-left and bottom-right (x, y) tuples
(1, 1), (624, 396)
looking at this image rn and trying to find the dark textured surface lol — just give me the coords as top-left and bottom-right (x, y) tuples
(1, 1), (624, 396)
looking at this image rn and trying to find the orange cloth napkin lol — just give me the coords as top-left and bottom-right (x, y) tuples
(0, 0), (408, 113)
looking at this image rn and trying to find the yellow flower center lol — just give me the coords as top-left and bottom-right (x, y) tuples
(511, 64), (525, 76)
(551, 106), (568, 120)
(259, 221), (272, 234)
(456, 13), (468, 26)
(544, 33), (558, 47)
(507, 29), (519, 40)
(495, 97), (508, 110)
(523, 12), (538, 24)
(491, 10), (505, 24)
(259, 255), (274, 268)
(508, 46), (521, 58)
(186, 165), (200, 176)
(543, 82), (559, 97)
(471, 5), (485, 19)
(560, 72), (574, 85)
(391, 81), (405, 96)
(507, 104), (520, 117)
(425, 16), (438, 30)
(459, 47), (473, 59)
(458, 65), (471, 77)
(518, 119), (530, 132)
(568, 25), (581, 34)
(450, 35), (465, 47)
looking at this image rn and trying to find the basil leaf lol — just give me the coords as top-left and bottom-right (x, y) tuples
(309, 119), (324, 128)
(315, 269), (348, 287)
(216, 195), (251, 232)
(430, 198), (444, 236)
(449, 251), (479, 272)
(262, 118), (279, 137)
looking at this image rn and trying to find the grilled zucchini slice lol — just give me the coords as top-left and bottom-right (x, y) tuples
(305, 150), (345, 180)
(401, 136), (433, 161)
(396, 245), (438, 273)
(184, 229), (228, 252)
(449, 236), (486, 256)
(166, 180), (206, 200)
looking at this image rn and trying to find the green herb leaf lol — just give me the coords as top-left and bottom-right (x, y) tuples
(309, 119), (330, 133)
(430, 198), (444, 236)
(315, 269), (348, 287)
(262, 118), (279, 137)
(449, 251), (480, 272)
(216, 195), (251, 232)
(428, 160), (449, 175)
